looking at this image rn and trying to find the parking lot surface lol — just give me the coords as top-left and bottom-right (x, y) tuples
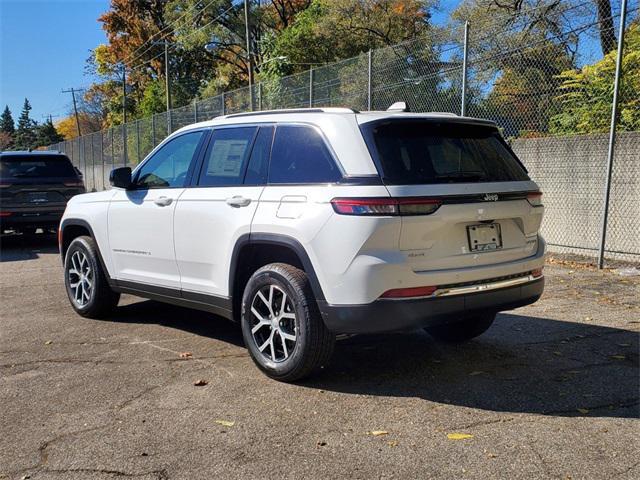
(1, 234), (639, 479)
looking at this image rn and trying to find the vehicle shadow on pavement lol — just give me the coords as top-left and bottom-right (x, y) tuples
(307, 313), (639, 419)
(108, 300), (245, 348)
(0, 233), (58, 262)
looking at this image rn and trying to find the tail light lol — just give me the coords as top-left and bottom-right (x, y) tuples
(527, 191), (543, 207)
(0, 212), (12, 217)
(64, 180), (85, 187)
(381, 285), (437, 298)
(331, 197), (441, 216)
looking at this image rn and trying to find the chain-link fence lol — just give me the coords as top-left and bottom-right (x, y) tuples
(47, 3), (640, 265)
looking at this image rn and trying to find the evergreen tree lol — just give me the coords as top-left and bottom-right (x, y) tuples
(0, 105), (15, 149)
(13, 98), (38, 149)
(36, 119), (65, 146)
(0, 105), (15, 135)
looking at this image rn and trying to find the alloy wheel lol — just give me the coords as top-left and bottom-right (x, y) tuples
(68, 250), (93, 307)
(249, 284), (298, 362)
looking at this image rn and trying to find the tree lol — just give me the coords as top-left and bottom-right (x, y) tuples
(0, 132), (12, 150)
(0, 105), (15, 149)
(595, 0), (617, 55)
(55, 113), (104, 140)
(1, 106), (15, 135)
(36, 119), (65, 147)
(13, 98), (38, 150)
(550, 22), (640, 134)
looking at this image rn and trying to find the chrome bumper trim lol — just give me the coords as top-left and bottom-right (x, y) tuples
(383, 274), (542, 301)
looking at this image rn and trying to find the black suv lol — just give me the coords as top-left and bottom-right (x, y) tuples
(0, 151), (85, 235)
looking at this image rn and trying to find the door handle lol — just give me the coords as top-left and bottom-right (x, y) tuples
(154, 196), (173, 207)
(226, 196), (251, 208)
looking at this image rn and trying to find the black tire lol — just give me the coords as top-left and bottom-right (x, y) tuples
(63, 235), (120, 319)
(241, 263), (335, 382)
(425, 311), (497, 343)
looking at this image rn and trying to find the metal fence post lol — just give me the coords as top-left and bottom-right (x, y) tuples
(136, 119), (141, 164)
(309, 68), (315, 107)
(194, 99), (198, 122)
(461, 21), (469, 116)
(598, 0), (628, 269)
(90, 134), (96, 191)
(258, 83), (263, 111)
(100, 132), (104, 191)
(151, 114), (156, 147)
(110, 128), (115, 175)
(123, 124), (128, 167)
(222, 92), (226, 115)
(168, 109), (173, 134)
(367, 49), (373, 110)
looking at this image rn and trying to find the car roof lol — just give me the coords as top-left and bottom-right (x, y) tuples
(173, 108), (497, 134)
(167, 108), (498, 176)
(0, 150), (65, 156)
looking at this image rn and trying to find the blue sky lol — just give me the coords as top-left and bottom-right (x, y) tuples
(0, 0), (461, 124)
(0, 0), (109, 123)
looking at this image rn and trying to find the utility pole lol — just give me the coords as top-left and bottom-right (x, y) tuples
(42, 114), (59, 124)
(244, 0), (255, 111)
(61, 88), (84, 137)
(122, 66), (127, 125)
(461, 21), (469, 117)
(152, 40), (174, 132)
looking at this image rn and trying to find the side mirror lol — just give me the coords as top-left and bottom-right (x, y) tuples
(109, 167), (132, 189)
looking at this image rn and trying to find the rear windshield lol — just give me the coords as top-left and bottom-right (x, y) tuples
(360, 120), (529, 185)
(0, 155), (77, 179)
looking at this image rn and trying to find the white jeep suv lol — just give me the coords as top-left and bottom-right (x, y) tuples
(59, 107), (545, 381)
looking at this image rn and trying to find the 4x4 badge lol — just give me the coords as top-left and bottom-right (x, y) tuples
(483, 193), (499, 202)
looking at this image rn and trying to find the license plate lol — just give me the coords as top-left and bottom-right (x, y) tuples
(28, 192), (48, 203)
(467, 223), (502, 252)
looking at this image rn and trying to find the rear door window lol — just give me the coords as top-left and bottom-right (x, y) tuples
(269, 125), (341, 184)
(0, 155), (77, 179)
(360, 121), (530, 185)
(197, 127), (257, 186)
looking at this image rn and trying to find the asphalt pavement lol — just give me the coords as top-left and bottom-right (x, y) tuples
(1, 234), (638, 479)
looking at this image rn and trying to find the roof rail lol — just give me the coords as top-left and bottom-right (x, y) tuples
(424, 112), (459, 117)
(224, 107), (359, 119)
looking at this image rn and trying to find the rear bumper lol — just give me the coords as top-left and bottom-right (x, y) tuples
(0, 207), (65, 229)
(318, 276), (544, 334)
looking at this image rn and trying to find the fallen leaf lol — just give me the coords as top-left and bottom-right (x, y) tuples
(45, 340), (53, 345)
(610, 355), (626, 360)
(469, 371), (485, 376)
(447, 433), (473, 440)
(193, 379), (208, 386)
(577, 408), (589, 414)
(215, 420), (235, 427)
(617, 343), (631, 347)
(179, 352), (193, 358)
(553, 351), (563, 356)
(486, 452), (497, 458)
(387, 440), (399, 447)
(316, 441), (327, 447)
(368, 430), (389, 436)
